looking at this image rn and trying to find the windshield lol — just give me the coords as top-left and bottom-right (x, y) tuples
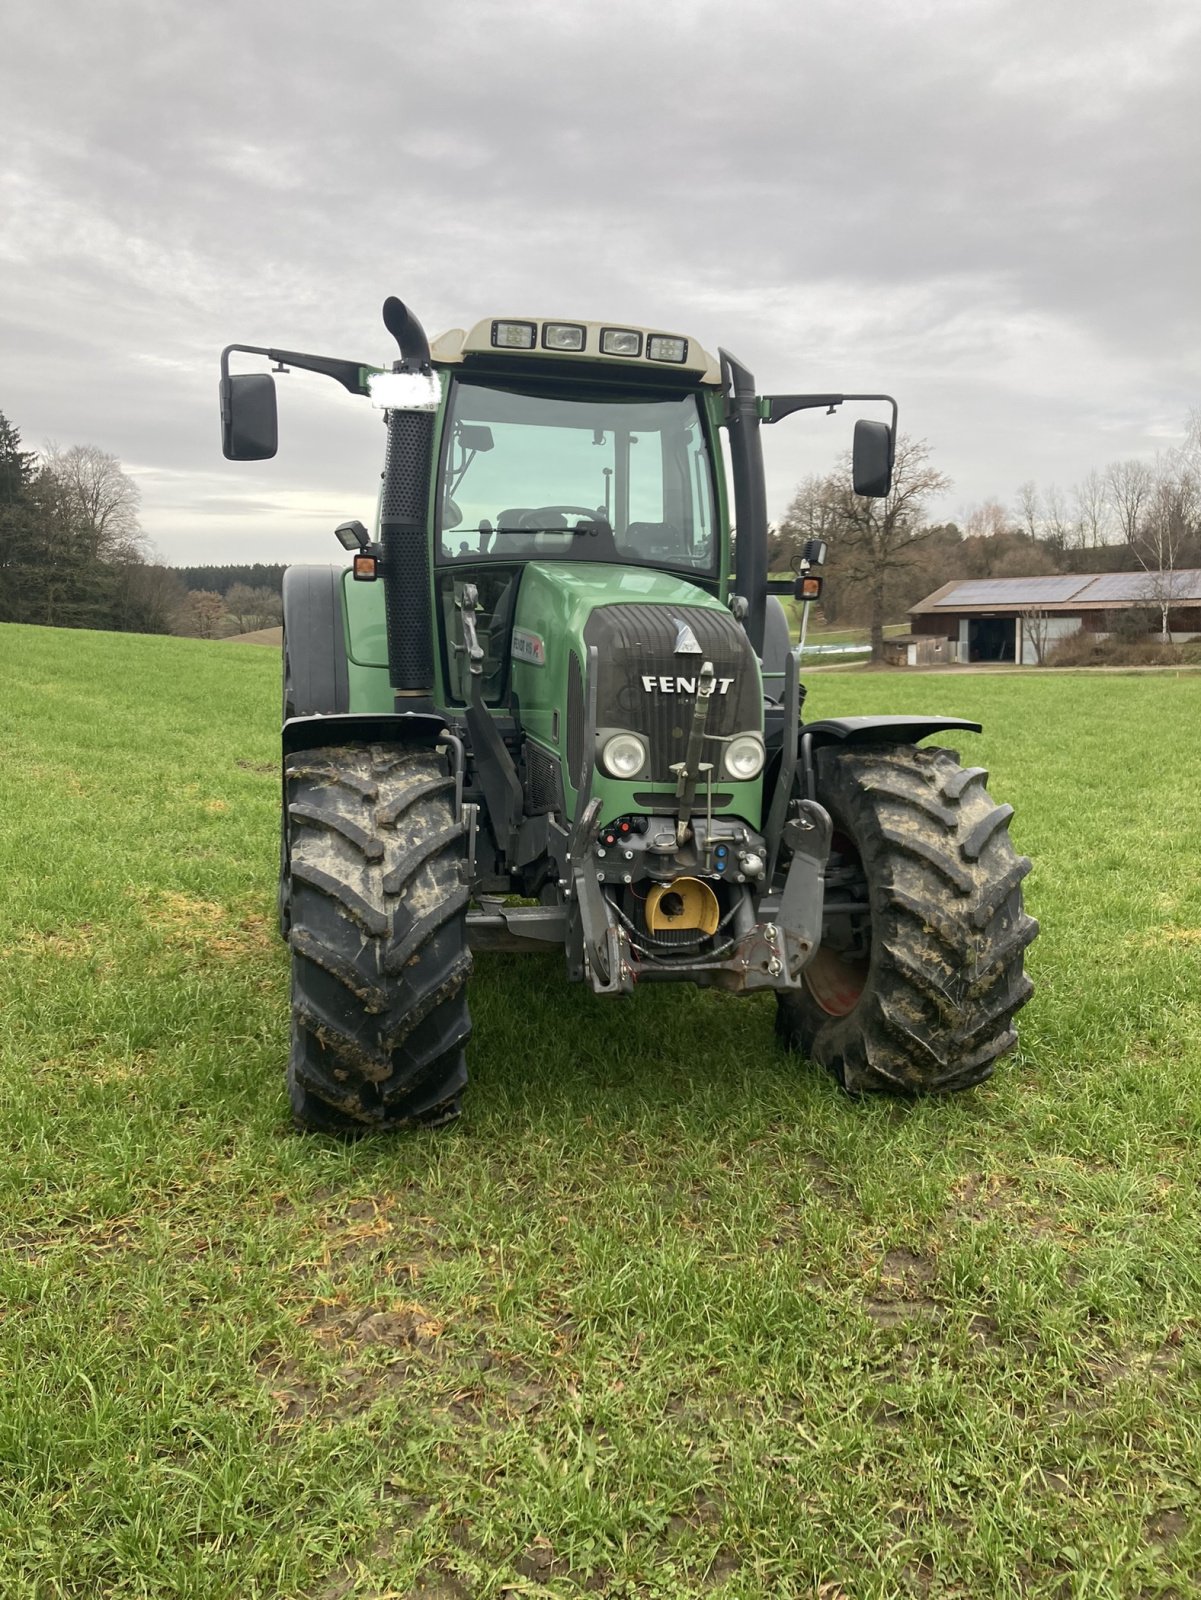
(436, 378), (717, 573)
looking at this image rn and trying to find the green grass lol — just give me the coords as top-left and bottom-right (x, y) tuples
(2, 622), (1200, 1599)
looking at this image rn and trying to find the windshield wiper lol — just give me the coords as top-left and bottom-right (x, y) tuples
(488, 526), (607, 536)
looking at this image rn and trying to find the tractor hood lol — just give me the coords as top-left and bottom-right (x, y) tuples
(510, 562), (763, 820)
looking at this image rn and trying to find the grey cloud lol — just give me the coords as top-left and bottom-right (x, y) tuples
(2, 0), (1198, 562)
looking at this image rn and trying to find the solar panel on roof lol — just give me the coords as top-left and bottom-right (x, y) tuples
(1077, 570), (1201, 603)
(934, 577), (1088, 607)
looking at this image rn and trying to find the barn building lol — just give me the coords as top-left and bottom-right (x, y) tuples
(908, 570), (1201, 664)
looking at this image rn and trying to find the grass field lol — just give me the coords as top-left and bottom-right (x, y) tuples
(2, 622), (1200, 1600)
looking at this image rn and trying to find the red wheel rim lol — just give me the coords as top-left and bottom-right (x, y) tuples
(804, 945), (869, 1017)
(804, 828), (870, 1016)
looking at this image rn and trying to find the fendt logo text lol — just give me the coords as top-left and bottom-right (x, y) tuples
(640, 675), (735, 695)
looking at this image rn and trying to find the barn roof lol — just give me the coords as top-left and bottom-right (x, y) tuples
(910, 569), (1201, 615)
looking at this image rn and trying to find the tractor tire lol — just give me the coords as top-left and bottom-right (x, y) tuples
(284, 743), (472, 1134)
(776, 743), (1037, 1095)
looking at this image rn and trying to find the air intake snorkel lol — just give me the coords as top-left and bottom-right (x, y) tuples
(376, 297), (439, 704)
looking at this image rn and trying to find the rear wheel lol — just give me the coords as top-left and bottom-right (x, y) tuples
(776, 743), (1037, 1094)
(285, 743), (472, 1133)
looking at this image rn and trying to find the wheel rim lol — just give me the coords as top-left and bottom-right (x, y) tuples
(804, 828), (871, 1017)
(804, 945), (869, 1016)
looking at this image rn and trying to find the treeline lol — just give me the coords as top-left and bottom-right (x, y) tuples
(0, 408), (289, 639)
(0, 411), (182, 634)
(175, 564), (285, 596)
(775, 413), (1201, 653)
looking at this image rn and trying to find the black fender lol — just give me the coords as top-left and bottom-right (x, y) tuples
(282, 564), (350, 718)
(277, 711), (458, 942)
(282, 712), (451, 760)
(802, 715), (981, 747)
(761, 595), (793, 690)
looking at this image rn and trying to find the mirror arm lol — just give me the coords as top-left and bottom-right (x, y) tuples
(762, 393), (845, 422)
(764, 391), (897, 443)
(220, 343), (377, 396)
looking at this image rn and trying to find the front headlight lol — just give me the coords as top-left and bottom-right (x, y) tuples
(601, 732), (649, 779)
(723, 734), (765, 780)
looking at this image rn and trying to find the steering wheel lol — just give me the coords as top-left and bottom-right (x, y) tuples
(517, 505), (608, 530)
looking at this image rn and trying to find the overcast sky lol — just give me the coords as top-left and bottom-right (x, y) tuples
(3, 0), (1199, 566)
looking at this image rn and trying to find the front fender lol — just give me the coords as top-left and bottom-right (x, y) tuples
(802, 715), (981, 747)
(282, 712), (451, 760)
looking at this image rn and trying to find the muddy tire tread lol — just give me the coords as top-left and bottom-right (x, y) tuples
(777, 743), (1038, 1095)
(286, 743), (471, 1132)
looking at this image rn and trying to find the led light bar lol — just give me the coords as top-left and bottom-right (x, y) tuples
(601, 327), (642, 357)
(542, 322), (586, 352)
(491, 320), (537, 349)
(647, 334), (688, 364)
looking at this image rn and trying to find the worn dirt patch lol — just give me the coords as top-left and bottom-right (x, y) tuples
(133, 889), (273, 959)
(948, 1171), (1023, 1218)
(1, 922), (97, 960)
(864, 1299), (939, 1329)
(1136, 925), (1201, 948)
(306, 1300), (445, 1351)
(879, 1248), (936, 1286)
(864, 1247), (940, 1328)
(1143, 1507), (1189, 1549)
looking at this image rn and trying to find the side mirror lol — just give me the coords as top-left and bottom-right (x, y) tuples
(220, 372), (278, 460)
(853, 419), (892, 498)
(458, 423), (494, 453)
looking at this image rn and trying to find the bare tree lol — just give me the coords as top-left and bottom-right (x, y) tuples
(777, 473), (844, 568)
(1042, 483), (1078, 557)
(177, 589), (227, 639)
(1073, 468), (1111, 549)
(963, 499), (1011, 540)
(1134, 459), (1198, 640)
(112, 564), (189, 634)
(1015, 480), (1041, 542)
(1022, 606), (1054, 665)
(811, 436), (952, 659)
(1105, 458), (1154, 548)
(40, 443), (145, 564)
(225, 582), (283, 633)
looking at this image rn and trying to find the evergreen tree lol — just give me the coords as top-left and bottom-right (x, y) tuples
(0, 410), (42, 622)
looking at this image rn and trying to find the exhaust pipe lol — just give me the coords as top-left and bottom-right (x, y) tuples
(379, 297), (436, 701)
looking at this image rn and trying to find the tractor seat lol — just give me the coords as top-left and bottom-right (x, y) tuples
(623, 521), (686, 559)
(495, 508), (536, 554)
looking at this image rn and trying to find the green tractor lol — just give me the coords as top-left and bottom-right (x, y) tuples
(220, 299), (1036, 1133)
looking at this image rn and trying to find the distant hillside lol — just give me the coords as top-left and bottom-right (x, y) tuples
(224, 626), (282, 647)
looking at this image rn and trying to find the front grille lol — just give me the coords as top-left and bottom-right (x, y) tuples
(524, 743), (563, 814)
(583, 604), (758, 784)
(632, 790), (733, 809)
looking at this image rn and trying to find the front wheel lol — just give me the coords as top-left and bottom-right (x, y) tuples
(285, 743), (472, 1133)
(776, 743), (1037, 1094)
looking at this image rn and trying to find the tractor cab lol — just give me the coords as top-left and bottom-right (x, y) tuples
(427, 352), (725, 708)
